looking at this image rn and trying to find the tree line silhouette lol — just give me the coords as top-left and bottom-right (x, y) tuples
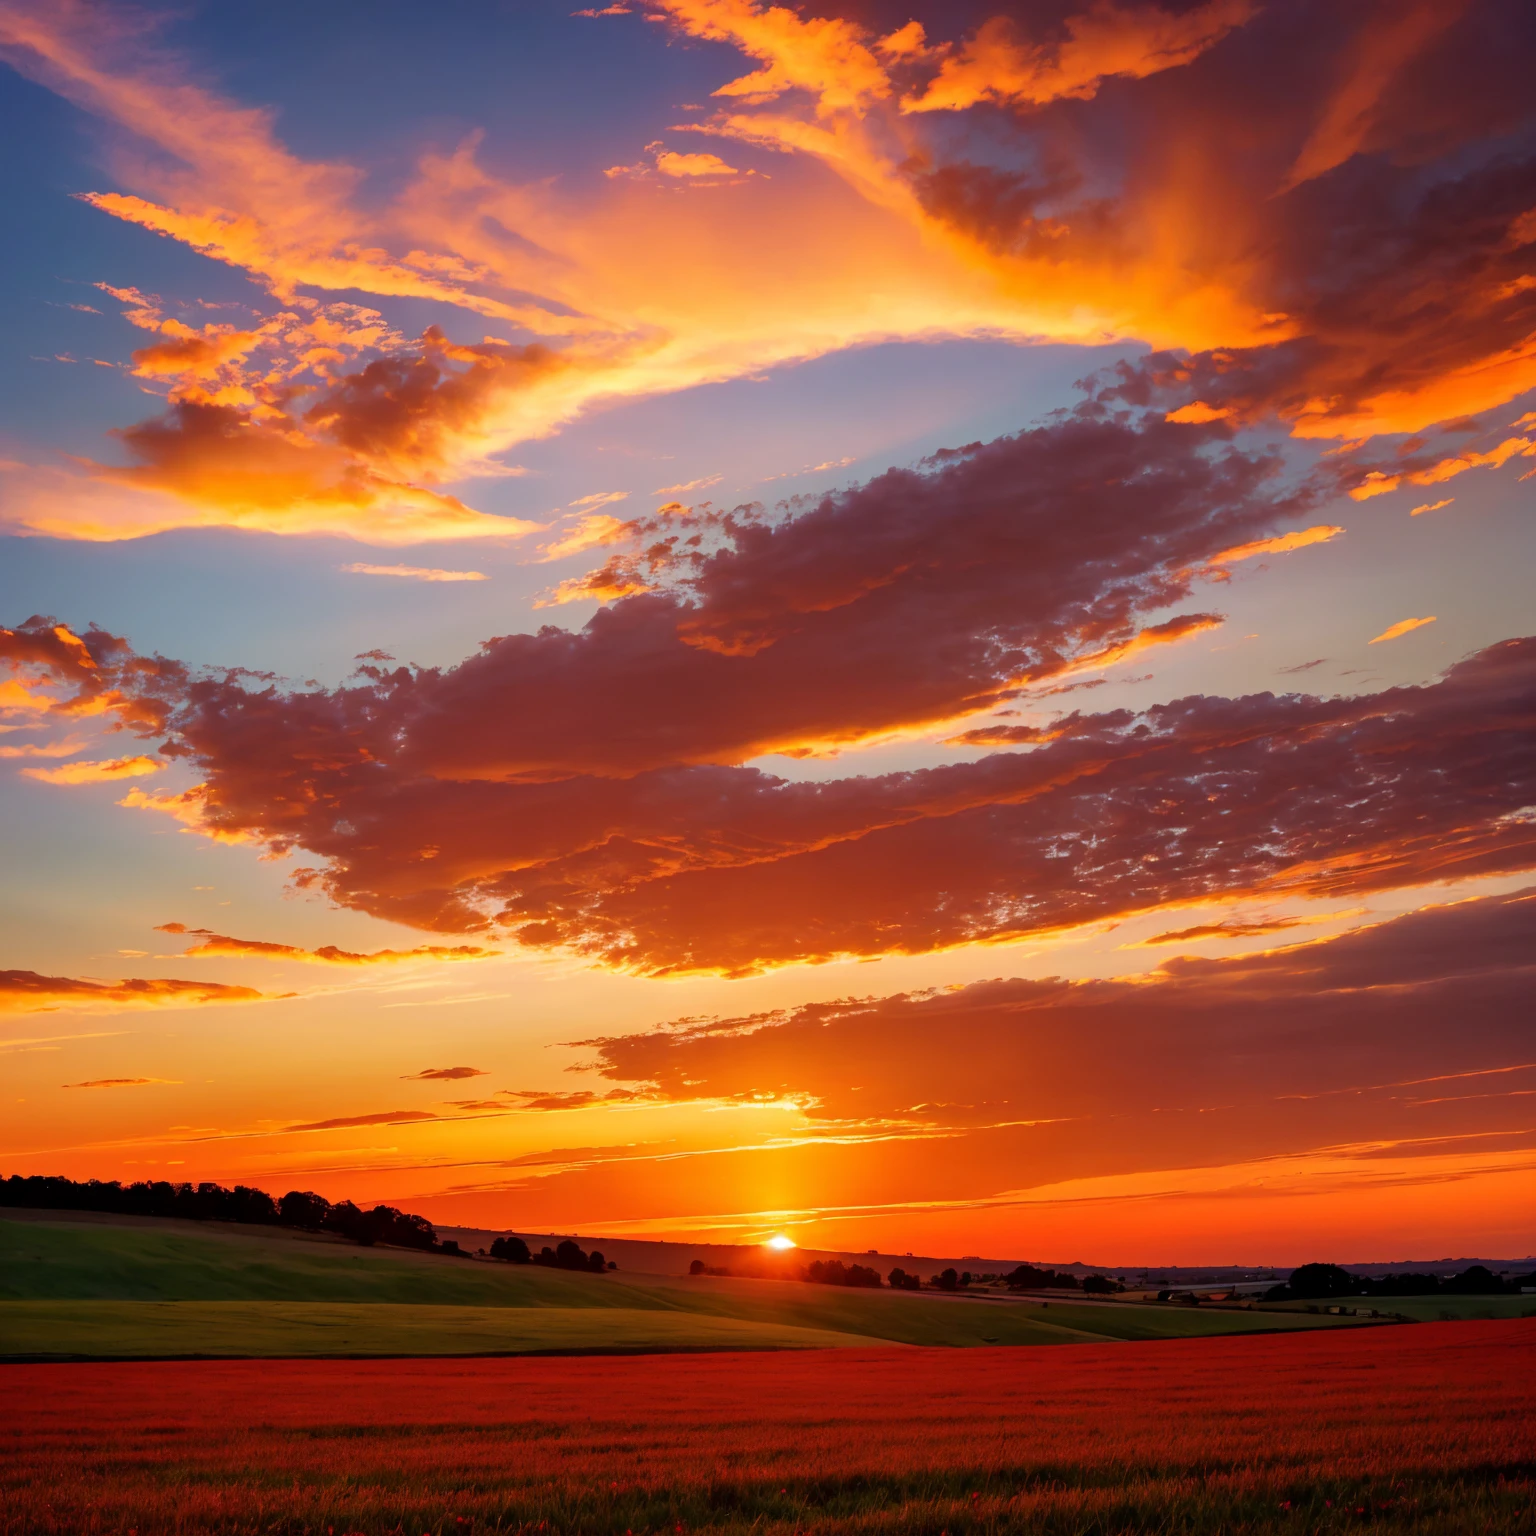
(1267, 1262), (1533, 1299)
(1, 1173), (441, 1249)
(682, 1256), (1120, 1292)
(490, 1234), (613, 1272)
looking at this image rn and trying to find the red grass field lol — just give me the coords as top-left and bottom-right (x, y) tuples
(5, 1320), (1534, 1535)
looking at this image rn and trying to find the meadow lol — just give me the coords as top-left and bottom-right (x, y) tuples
(1, 1215), (1363, 1356)
(3, 1320), (1532, 1535)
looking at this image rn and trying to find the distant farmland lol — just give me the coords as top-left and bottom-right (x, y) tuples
(1, 1214), (1367, 1357)
(4, 1320), (1533, 1535)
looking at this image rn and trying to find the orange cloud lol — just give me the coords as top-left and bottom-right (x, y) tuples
(535, 567), (654, 607)
(578, 891), (1536, 1127)
(902, 0), (1255, 113)
(1407, 436), (1536, 487)
(23, 594), (1534, 972)
(0, 737), (90, 759)
(1139, 915), (1307, 945)
(1344, 434), (1535, 504)
(61, 1077), (177, 1089)
(0, 621), (174, 735)
(22, 755), (162, 784)
(153, 924), (496, 966)
(5, 0), (1530, 539)
(284, 1109), (440, 1133)
(663, 0), (892, 113)
(0, 969), (274, 1015)
(1165, 401), (1232, 424)
(1206, 524), (1342, 566)
(1279, 0), (1469, 193)
(1062, 612), (1224, 674)
(116, 785), (257, 845)
(465, 889), (1536, 1246)
(402, 1066), (486, 1081)
(537, 513), (632, 562)
(1369, 616), (1436, 644)
(657, 150), (739, 178)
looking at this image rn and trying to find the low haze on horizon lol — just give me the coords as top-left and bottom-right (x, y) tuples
(2, 0), (1533, 1267)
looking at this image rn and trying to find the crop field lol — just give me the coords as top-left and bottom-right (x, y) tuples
(1275, 1294), (1536, 1324)
(0, 1300), (874, 1359)
(1, 1216), (1362, 1356)
(4, 1319), (1533, 1536)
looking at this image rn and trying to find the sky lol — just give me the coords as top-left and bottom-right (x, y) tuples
(1, 0), (1533, 1266)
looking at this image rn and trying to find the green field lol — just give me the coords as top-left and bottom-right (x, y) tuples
(0, 1299), (873, 1358)
(1276, 1294), (1536, 1323)
(0, 1214), (1368, 1357)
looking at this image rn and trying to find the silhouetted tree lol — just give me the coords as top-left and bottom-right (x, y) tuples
(887, 1267), (921, 1291)
(933, 1268), (959, 1292)
(0, 1173), (446, 1252)
(1443, 1265), (1501, 1294)
(323, 1200), (369, 1243)
(490, 1235), (532, 1264)
(805, 1259), (881, 1287)
(528, 1237), (609, 1272)
(1002, 1265), (1079, 1290)
(1283, 1263), (1360, 1299)
(279, 1190), (331, 1229)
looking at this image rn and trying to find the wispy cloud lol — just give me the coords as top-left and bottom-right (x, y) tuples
(1, 967), (278, 1016)
(341, 564), (487, 582)
(22, 755), (161, 784)
(654, 474), (722, 495)
(1369, 616), (1436, 644)
(62, 1076), (178, 1089)
(154, 924), (496, 966)
(1206, 525), (1342, 566)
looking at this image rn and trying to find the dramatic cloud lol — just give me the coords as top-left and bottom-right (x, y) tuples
(2, 0), (1533, 552)
(2, 282), (551, 542)
(561, 890), (1536, 1184)
(6, 388), (1534, 977)
(0, 969), (274, 1014)
(477, 637), (1534, 974)
(415, 889), (1535, 1250)
(900, 0), (1255, 113)
(10, 583), (1534, 972)
(153, 924), (496, 966)
(13, 408), (1293, 780)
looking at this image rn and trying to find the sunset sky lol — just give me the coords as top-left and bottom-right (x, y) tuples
(2, 0), (1533, 1264)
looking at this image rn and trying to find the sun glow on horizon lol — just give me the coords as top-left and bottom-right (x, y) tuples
(765, 1234), (798, 1250)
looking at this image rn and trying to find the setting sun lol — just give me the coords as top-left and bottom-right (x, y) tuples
(764, 1235), (798, 1251)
